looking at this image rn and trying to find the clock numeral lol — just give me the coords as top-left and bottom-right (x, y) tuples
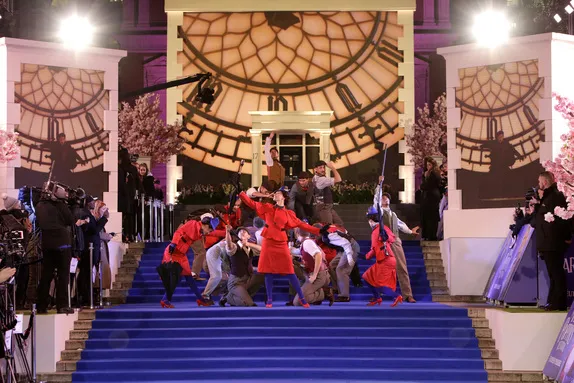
(486, 117), (498, 140)
(48, 117), (60, 141)
(232, 135), (250, 163)
(377, 40), (404, 67)
(523, 105), (538, 125)
(253, 152), (259, 160)
(85, 112), (100, 133)
(211, 131), (224, 157)
(267, 95), (288, 111)
(330, 137), (343, 161)
(336, 83), (362, 113)
(344, 127), (360, 152)
(357, 116), (384, 150)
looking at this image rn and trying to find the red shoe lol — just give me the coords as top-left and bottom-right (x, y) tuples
(367, 297), (382, 306)
(302, 302), (310, 308)
(265, 302), (273, 308)
(197, 299), (211, 307)
(160, 300), (174, 308)
(391, 295), (403, 307)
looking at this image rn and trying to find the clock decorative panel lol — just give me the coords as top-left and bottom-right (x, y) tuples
(14, 64), (109, 197)
(176, 11), (404, 172)
(455, 60), (544, 209)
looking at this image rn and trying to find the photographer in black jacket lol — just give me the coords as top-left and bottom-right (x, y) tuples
(35, 185), (86, 314)
(535, 171), (572, 311)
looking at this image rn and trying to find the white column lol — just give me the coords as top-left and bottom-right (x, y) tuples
(250, 130), (262, 187)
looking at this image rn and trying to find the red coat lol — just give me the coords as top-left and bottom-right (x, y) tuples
(317, 239), (337, 264)
(162, 220), (203, 276)
(239, 192), (320, 274)
(362, 224), (397, 289)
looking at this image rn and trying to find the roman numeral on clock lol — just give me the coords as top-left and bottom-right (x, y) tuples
(336, 83), (362, 113)
(377, 39), (403, 67)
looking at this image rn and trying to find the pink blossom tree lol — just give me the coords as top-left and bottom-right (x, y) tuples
(118, 93), (184, 164)
(406, 93), (447, 169)
(0, 130), (20, 163)
(543, 93), (574, 221)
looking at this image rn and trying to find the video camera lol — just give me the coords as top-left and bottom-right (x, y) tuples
(0, 214), (26, 269)
(41, 180), (86, 207)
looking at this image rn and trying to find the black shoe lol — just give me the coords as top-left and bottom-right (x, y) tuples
(323, 287), (335, 306)
(219, 298), (227, 307)
(335, 296), (350, 302)
(57, 308), (74, 315)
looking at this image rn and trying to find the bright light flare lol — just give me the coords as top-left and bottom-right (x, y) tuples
(566, 5), (574, 14)
(57, 15), (95, 50)
(472, 10), (511, 48)
(555, 14), (563, 23)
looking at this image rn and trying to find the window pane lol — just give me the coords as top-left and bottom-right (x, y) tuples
(279, 134), (302, 145)
(305, 147), (320, 172)
(305, 133), (320, 145)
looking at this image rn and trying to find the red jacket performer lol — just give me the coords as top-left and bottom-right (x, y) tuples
(363, 206), (403, 307)
(239, 187), (320, 308)
(160, 216), (220, 308)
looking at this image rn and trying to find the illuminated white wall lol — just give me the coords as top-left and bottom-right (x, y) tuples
(437, 33), (574, 295)
(0, 38), (126, 235)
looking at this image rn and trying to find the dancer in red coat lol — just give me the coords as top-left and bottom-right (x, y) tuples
(239, 187), (320, 308)
(363, 207), (403, 307)
(160, 216), (220, 308)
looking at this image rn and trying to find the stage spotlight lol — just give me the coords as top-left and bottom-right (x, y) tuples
(567, 5), (574, 14)
(472, 10), (511, 47)
(57, 15), (95, 50)
(555, 14), (563, 23)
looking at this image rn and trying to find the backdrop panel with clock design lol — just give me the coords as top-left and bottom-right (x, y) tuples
(175, 11), (405, 175)
(14, 64), (109, 198)
(455, 59), (544, 210)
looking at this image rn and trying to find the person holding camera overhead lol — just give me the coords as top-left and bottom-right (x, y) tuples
(35, 184), (87, 314)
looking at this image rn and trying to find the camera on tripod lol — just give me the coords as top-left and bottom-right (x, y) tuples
(41, 180), (85, 207)
(0, 214), (26, 269)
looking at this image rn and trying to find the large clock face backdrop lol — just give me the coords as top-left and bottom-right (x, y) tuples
(455, 60), (544, 209)
(14, 64), (109, 197)
(176, 11), (405, 172)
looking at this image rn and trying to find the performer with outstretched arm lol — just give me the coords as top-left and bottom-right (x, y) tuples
(239, 187), (321, 308)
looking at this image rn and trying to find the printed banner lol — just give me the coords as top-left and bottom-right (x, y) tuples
(484, 226), (534, 302)
(543, 305), (574, 381)
(564, 243), (574, 308)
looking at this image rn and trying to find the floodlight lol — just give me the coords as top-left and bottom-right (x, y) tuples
(57, 15), (95, 50)
(566, 5), (574, 14)
(472, 10), (511, 47)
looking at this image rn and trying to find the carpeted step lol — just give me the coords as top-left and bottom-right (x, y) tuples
(78, 346), (483, 360)
(89, 316), (472, 330)
(71, 367), (487, 382)
(75, 356), (486, 371)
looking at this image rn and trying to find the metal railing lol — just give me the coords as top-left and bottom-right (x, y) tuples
(136, 194), (174, 243)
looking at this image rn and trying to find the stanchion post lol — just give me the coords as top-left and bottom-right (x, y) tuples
(154, 200), (159, 242)
(160, 203), (165, 242)
(169, 204), (174, 237)
(99, 255), (104, 308)
(141, 194), (146, 242)
(89, 243), (94, 309)
(149, 198), (154, 242)
(135, 190), (139, 239)
(32, 304), (37, 382)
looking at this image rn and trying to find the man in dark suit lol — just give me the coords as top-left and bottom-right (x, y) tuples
(535, 171), (572, 311)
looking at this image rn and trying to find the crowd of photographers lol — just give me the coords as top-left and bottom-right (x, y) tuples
(0, 181), (110, 314)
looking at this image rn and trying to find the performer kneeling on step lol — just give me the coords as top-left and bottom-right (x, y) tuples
(239, 187), (320, 308)
(160, 215), (220, 308)
(363, 206), (403, 307)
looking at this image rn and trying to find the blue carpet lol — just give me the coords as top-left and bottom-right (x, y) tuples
(71, 240), (488, 382)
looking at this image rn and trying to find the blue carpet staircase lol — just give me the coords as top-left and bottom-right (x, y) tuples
(69, 240), (488, 382)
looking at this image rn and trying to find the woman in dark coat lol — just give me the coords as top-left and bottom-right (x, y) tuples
(420, 157), (442, 241)
(118, 148), (141, 242)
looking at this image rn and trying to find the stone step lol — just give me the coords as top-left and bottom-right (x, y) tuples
(475, 328), (493, 338)
(426, 272), (446, 281)
(423, 259), (444, 267)
(127, 242), (146, 249)
(472, 318), (490, 328)
(110, 289), (129, 298)
(78, 310), (96, 321)
(74, 320), (93, 330)
(430, 288), (450, 295)
(488, 371), (544, 382)
(56, 360), (77, 372)
(105, 296), (126, 305)
(123, 254), (142, 262)
(113, 281), (133, 290)
(70, 330), (89, 340)
(65, 339), (86, 350)
(37, 372), (73, 382)
(421, 241), (440, 248)
(115, 274), (135, 283)
(61, 350), (82, 361)
(425, 266), (445, 273)
(119, 266), (138, 274)
(479, 338), (496, 348)
(433, 295), (485, 303)
(429, 280), (447, 288)
(481, 348), (500, 359)
(485, 359), (503, 370)
(468, 308), (486, 318)
(423, 253), (442, 260)
(121, 259), (140, 268)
